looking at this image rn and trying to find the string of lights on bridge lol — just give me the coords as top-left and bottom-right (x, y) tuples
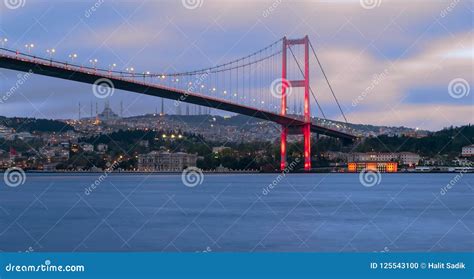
(0, 36), (346, 121)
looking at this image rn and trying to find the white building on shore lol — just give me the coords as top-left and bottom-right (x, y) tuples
(138, 151), (197, 172)
(462, 145), (474, 157)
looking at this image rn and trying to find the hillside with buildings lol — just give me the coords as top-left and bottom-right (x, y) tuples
(0, 104), (472, 172)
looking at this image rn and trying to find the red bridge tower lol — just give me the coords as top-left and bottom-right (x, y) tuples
(280, 36), (311, 171)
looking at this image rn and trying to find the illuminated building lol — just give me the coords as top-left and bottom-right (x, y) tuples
(462, 145), (474, 157)
(347, 162), (398, 173)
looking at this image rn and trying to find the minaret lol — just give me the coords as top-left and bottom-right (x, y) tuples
(95, 102), (99, 123)
(176, 103), (181, 115)
(78, 102), (81, 120)
(160, 98), (164, 115)
(120, 100), (123, 118)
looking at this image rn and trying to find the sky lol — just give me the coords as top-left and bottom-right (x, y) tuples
(0, 0), (472, 131)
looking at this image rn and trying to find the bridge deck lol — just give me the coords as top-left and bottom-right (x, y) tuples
(0, 55), (356, 141)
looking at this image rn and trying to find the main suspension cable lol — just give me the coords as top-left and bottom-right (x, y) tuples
(308, 40), (348, 123)
(287, 45), (327, 120)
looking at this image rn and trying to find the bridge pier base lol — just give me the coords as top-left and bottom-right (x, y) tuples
(280, 126), (287, 171)
(303, 123), (311, 171)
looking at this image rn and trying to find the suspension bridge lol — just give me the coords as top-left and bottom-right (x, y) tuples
(0, 35), (356, 171)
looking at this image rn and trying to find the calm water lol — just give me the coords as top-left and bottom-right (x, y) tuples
(0, 173), (472, 252)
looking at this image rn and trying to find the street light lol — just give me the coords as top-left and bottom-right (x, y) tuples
(143, 71), (150, 82)
(25, 43), (34, 54)
(89, 58), (98, 70)
(46, 48), (56, 59)
(125, 67), (135, 78)
(68, 53), (78, 63)
(107, 63), (117, 77)
(1, 38), (7, 48)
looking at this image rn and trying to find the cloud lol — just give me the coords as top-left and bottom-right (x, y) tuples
(307, 30), (473, 129)
(345, 104), (473, 130)
(0, 0), (472, 130)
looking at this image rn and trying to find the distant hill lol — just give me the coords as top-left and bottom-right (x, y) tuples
(354, 125), (474, 157)
(0, 116), (74, 133)
(134, 113), (426, 137)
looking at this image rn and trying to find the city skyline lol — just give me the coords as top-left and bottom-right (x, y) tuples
(0, 0), (472, 130)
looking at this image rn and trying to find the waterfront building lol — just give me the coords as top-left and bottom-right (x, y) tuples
(138, 151), (197, 172)
(461, 144), (474, 157)
(398, 152), (421, 166)
(347, 152), (420, 166)
(348, 162), (398, 173)
(347, 152), (397, 162)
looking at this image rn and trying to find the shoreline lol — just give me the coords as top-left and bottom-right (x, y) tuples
(3, 170), (473, 175)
